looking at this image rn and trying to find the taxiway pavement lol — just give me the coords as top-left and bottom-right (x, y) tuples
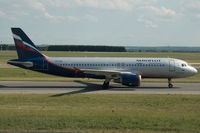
(0, 81), (199, 95)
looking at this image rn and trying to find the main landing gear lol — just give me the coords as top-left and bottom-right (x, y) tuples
(168, 78), (173, 88)
(102, 78), (110, 89)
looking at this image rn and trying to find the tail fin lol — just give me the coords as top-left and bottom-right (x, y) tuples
(11, 28), (43, 59)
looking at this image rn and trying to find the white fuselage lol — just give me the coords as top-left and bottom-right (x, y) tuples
(48, 57), (197, 79)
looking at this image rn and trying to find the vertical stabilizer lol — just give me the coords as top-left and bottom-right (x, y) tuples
(11, 28), (43, 59)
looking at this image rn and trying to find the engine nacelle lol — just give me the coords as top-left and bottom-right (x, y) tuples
(114, 74), (141, 87)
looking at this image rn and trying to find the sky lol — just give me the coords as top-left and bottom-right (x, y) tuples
(0, 0), (200, 46)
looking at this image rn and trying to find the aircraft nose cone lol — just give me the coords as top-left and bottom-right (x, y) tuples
(190, 67), (198, 75)
(186, 66), (198, 77)
(193, 68), (198, 74)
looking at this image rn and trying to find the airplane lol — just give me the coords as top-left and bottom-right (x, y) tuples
(7, 28), (198, 89)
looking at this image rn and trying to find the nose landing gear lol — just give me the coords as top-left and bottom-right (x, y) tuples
(168, 78), (173, 88)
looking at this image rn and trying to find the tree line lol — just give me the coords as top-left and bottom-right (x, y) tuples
(0, 44), (126, 52)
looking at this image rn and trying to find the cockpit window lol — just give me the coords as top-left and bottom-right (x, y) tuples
(182, 64), (187, 67)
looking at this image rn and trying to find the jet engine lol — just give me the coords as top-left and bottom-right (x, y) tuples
(114, 74), (141, 87)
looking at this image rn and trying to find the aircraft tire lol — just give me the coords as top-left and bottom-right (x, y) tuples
(102, 81), (109, 89)
(168, 84), (173, 88)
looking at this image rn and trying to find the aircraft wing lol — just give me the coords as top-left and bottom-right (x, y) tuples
(82, 69), (137, 78)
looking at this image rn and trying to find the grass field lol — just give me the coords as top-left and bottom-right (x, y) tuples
(0, 94), (200, 133)
(1, 51), (200, 82)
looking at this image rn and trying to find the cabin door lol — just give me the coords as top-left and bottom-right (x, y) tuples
(169, 60), (175, 71)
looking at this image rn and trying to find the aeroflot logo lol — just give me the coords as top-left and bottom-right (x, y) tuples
(13, 33), (40, 53)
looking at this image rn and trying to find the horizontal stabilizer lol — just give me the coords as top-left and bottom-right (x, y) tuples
(7, 60), (33, 68)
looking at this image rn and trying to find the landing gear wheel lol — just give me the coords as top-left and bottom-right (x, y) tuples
(102, 81), (109, 89)
(168, 83), (173, 88)
(168, 78), (173, 88)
